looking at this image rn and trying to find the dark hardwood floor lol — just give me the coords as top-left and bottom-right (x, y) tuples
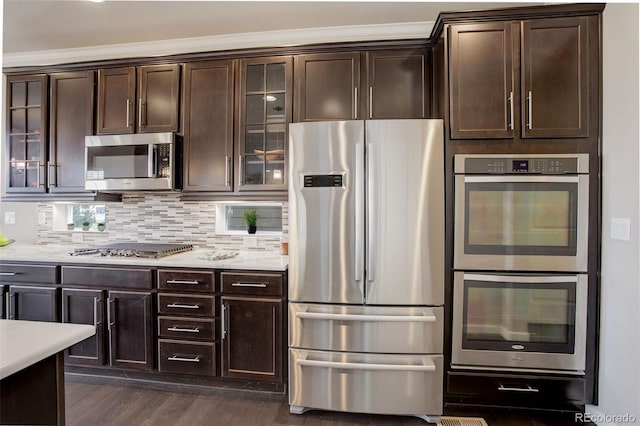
(64, 375), (593, 426)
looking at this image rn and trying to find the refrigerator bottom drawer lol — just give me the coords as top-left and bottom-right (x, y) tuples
(289, 349), (443, 416)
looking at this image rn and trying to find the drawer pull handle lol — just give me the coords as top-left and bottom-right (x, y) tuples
(168, 355), (201, 363)
(296, 312), (437, 322)
(167, 303), (200, 309)
(167, 280), (201, 285)
(296, 359), (436, 372)
(167, 326), (200, 333)
(498, 384), (540, 393)
(232, 282), (267, 288)
(0, 272), (19, 276)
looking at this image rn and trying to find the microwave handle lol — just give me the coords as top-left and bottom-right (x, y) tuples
(149, 145), (157, 177)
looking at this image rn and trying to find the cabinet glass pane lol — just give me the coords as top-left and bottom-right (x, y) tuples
(26, 136), (42, 160)
(265, 161), (285, 185)
(27, 108), (42, 133)
(10, 110), (26, 133)
(27, 81), (42, 106)
(244, 155), (264, 185)
(11, 82), (26, 107)
(10, 136), (26, 161)
(266, 63), (286, 91)
(246, 64), (265, 92)
(266, 124), (285, 153)
(26, 164), (40, 189)
(265, 94), (285, 122)
(245, 125), (265, 153)
(10, 161), (26, 188)
(246, 95), (265, 124)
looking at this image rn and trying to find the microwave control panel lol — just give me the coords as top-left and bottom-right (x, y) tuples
(463, 157), (581, 175)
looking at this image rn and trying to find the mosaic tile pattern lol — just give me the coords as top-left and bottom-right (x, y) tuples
(37, 193), (288, 254)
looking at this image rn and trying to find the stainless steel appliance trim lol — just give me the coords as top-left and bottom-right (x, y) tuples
(450, 364), (586, 375)
(451, 272), (588, 373)
(355, 142), (365, 283)
(296, 358), (437, 372)
(454, 153), (590, 174)
(0, 272), (19, 276)
(85, 132), (173, 147)
(168, 355), (201, 363)
(295, 312), (437, 322)
(148, 144), (155, 177)
(465, 175), (579, 183)
(463, 273), (578, 283)
(366, 142), (375, 283)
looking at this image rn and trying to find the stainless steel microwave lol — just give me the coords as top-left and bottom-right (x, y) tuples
(85, 132), (180, 191)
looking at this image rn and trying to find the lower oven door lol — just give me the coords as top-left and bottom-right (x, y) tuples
(289, 303), (443, 353)
(452, 272), (587, 374)
(289, 349), (443, 415)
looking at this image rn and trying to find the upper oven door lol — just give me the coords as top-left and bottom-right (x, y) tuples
(454, 174), (589, 272)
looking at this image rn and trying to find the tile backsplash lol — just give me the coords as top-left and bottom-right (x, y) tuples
(37, 193), (288, 253)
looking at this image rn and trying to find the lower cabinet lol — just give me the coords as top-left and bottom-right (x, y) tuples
(220, 271), (285, 383)
(61, 288), (106, 366)
(8, 285), (59, 322)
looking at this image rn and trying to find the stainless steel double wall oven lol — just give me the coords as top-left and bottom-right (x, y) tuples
(452, 154), (590, 375)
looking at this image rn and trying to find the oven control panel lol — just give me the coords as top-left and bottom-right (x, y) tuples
(461, 157), (581, 174)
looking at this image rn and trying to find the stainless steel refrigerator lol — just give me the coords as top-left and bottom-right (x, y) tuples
(288, 119), (444, 422)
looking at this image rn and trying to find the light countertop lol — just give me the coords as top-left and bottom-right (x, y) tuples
(0, 319), (95, 379)
(0, 243), (288, 271)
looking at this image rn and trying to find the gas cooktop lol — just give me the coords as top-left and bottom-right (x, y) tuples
(70, 243), (193, 259)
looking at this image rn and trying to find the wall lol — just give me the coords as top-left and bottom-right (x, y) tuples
(34, 194), (287, 253)
(0, 201), (38, 244)
(588, 3), (640, 425)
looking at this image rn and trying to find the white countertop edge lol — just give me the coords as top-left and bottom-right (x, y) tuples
(0, 320), (95, 380)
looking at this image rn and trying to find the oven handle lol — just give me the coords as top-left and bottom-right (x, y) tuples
(463, 273), (578, 283)
(296, 358), (436, 372)
(464, 176), (579, 183)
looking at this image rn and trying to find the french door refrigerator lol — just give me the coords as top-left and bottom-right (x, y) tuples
(288, 119), (444, 422)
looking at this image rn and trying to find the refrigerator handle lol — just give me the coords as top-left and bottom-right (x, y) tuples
(355, 142), (365, 286)
(367, 142), (375, 283)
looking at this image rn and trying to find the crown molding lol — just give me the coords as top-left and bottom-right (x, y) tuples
(3, 21), (434, 68)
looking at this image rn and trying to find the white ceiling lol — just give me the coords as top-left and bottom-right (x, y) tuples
(3, 1), (543, 54)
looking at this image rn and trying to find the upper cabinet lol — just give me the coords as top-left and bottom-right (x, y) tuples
(49, 70), (95, 193)
(294, 49), (431, 122)
(5, 74), (48, 193)
(366, 49), (431, 119)
(448, 16), (592, 140)
(96, 64), (180, 135)
(182, 59), (235, 192)
(237, 56), (293, 191)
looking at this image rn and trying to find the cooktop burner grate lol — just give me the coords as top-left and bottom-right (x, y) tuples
(70, 243), (194, 258)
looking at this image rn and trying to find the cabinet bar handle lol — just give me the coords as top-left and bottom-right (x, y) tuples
(239, 155), (244, 185)
(107, 298), (115, 331)
(296, 358), (437, 372)
(221, 303), (227, 340)
(354, 87), (358, 119)
(225, 155), (231, 187)
(37, 161), (44, 187)
(526, 90), (533, 129)
(5, 293), (13, 320)
(296, 312), (437, 322)
(498, 384), (539, 393)
(167, 303), (200, 309)
(139, 99), (144, 127)
(126, 99), (130, 128)
(508, 91), (514, 130)
(369, 86), (373, 119)
(231, 282), (267, 288)
(0, 272), (19, 276)
(168, 355), (201, 363)
(166, 280), (200, 285)
(47, 161), (57, 188)
(93, 297), (99, 328)
(167, 326), (200, 333)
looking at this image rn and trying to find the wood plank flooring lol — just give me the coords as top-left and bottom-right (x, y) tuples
(64, 375), (593, 426)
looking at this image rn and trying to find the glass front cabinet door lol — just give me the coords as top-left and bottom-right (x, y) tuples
(237, 57), (293, 191)
(5, 75), (49, 193)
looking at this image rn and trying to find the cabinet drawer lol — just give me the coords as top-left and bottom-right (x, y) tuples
(221, 272), (283, 296)
(158, 339), (216, 377)
(62, 266), (152, 289)
(158, 270), (215, 293)
(158, 294), (215, 317)
(0, 263), (58, 284)
(447, 371), (586, 408)
(158, 316), (216, 341)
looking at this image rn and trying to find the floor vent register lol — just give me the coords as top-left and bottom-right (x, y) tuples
(440, 417), (489, 426)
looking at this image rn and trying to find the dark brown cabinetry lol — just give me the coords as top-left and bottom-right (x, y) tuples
(4, 74), (48, 193)
(96, 64), (180, 135)
(157, 269), (217, 377)
(220, 271), (284, 383)
(294, 52), (361, 122)
(182, 60), (234, 192)
(49, 70), (95, 193)
(7, 285), (59, 322)
(237, 56), (293, 191)
(448, 16), (592, 140)
(61, 266), (154, 371)
(365, 49), (431, 119)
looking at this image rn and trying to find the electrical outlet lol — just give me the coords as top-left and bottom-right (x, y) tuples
(4, 212), (16, 225)
(243, 236), (258, 248)
(38, 211), (47, 225)
(611, 217), (631, 241)
(72, 232), (83, 243)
